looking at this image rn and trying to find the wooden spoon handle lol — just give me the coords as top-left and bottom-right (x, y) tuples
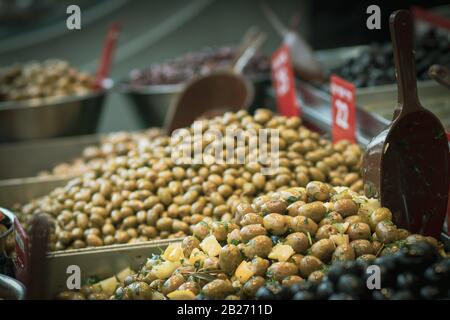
(390, 10), (421, 114)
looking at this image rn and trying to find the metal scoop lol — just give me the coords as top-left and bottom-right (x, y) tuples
(363, 10), (449, 238)
(165, 31), (266, 134)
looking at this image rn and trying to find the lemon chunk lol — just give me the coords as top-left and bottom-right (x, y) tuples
(268, 244), (295, 262)
(200, 235), (222, 257)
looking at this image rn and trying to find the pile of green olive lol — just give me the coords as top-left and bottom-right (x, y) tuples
(17, 109), (364, 251)
(57, 184), (441, 300)
(37, 129), (163, 177)
(0, 59), (94, 102)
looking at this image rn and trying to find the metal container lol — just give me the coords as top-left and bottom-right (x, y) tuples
(44, 239), (180, 299)
(118, 74), (271, 128)
(0, 134), (100, 181)
(0, 274), (25, 300)
(0, 89), (108, 143)
(0, 176), (70, 209)
(355, 81), (450, 131)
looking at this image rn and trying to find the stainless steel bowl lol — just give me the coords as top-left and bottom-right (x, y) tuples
(118, 74), (271, 128)
(0, 274), (25, 300)
(0, 88), (109, 143)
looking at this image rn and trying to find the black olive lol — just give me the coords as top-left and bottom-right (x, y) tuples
(337, 274), (365, 297)
(255, 287), (275, 300)
(372, 288), (394, 300)
(303, 281), (318, 293)
(391, 290), (415, 300)
(424, 266), (440, 284)
(342, 260), (364, 276)
(328, 293), (354, 300)
(277, 286), (294, 300)
(293, 291), (315, 300)
(327, 263), (345, 283)
(420, 286), (440, 300)
(316, 280), (334, 299)
(396, 272), (420, 290)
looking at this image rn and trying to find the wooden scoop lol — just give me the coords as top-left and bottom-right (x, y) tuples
(363, 10), (449, 238)
(428, 64), (450, 90)
(165, 32), (266, 134)
(26, 214), (51, 299)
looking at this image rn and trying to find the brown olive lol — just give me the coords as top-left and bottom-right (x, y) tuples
(242, 276), (265, 298)
(182, 236), (200, 258)
(332, 243), (355, 262)
(286, 201), (306, 217)
(240, 224), (267, 243)
(263, 213), (288, 235)
(267, 262), (298, 281)
(289, 216), (318, 236)
(350, 239), (374, 257)
(284, 232), (309, 254)
(218, 244), (242, 274)
(202, 279), (234, 299)
(347, 223), (371, 241)
(249, 257), (270, 276)
(242, 235), (272, 259)
(306, 181), (331, 201)
(369, 208), (393, 231)
(299, 256), (323, 278)
(161, 274), (185, 295)
(240, 213), (263, 226)
(333, 199), (358, 217)
(308, 270), (325, 283)
(310, 239), (335, 263)
(86, 234), (103, 247)
(316, 224), (339, 240)
(298, 202), (327, 223)
(375, 220), (397, 244)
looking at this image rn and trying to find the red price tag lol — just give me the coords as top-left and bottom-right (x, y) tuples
(14, 217), (29, 282)
(331, 75), (356, 144)
(271, 45), (300, 117)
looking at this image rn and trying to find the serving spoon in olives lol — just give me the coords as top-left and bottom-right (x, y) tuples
(363, 10), (449, 238)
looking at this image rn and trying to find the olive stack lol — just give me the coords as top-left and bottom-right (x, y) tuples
(17, 109), (363, 251)
(332, 29), (450, 88)
(126, 46), (270, 87)
(0, 59), (94, 102)
(37, 129), (163, 177)
(256, 242), (449, 300)
(55, 185), (443, 300)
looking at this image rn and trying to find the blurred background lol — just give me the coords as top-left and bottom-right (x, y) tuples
(0, 0), (448, 133)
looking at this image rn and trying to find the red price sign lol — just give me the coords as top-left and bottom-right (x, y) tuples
(14, 217), (29, 282)
(271, 45), (300, 117)
(331, 75), (356, 144)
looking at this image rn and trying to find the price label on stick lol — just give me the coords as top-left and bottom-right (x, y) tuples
(271, 45), (300, 117)
(14, 218), (29, 282)
(331, 75), (356, 144)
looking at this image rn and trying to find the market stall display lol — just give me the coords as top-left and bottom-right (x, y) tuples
(0, 3), (449, 302)
(55, 186), (445, 300)
(331, 29), (449, 88)
(15, 109), (364, 251)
